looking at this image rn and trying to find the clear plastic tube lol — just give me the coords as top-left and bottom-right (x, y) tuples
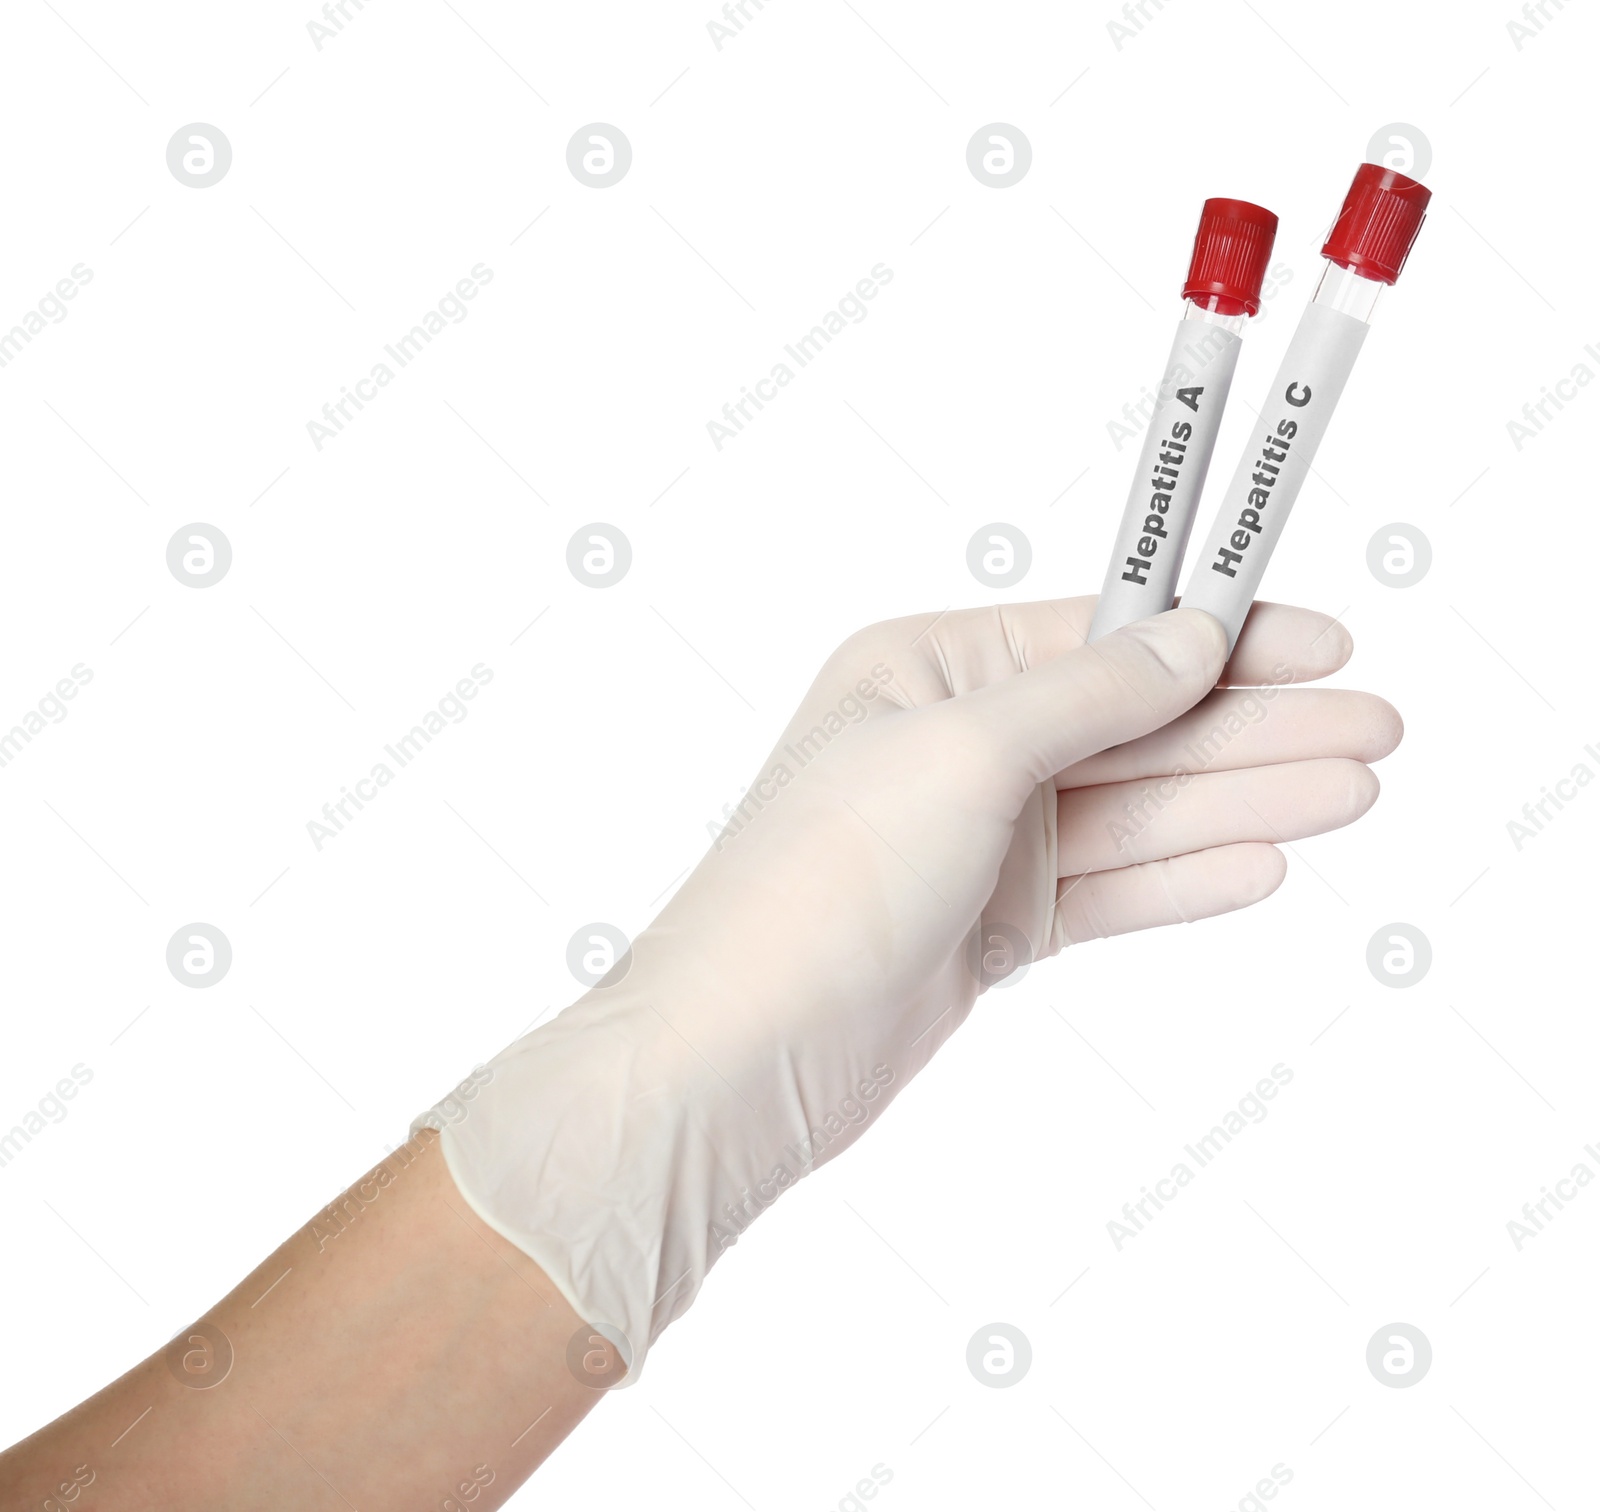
(1087, 200), (1277, 643)
(1184, 297), (1249, 333)
(1178, 166), (1429, 651)
(1311, 261), (1383, 323)
(1176, 264), (1383, 650)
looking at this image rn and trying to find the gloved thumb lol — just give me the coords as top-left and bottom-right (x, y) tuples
(942, 608), (1228, 786)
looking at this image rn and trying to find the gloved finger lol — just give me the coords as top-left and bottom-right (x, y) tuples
(1214, 601), (1351, 686)
(1056, 688), (1402, 790)
(1056, 757), (1378, 873)
(941, 609), (1227, 789)
(1053, 842), (1286, 946)
(861, 598), (1350, 710)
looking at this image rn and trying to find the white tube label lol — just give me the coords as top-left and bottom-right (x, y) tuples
(1181, 301), (1369, 649)
(1089, 317), (1242, 641)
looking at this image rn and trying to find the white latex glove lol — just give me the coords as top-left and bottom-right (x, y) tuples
(417, 600), (1399, 1380)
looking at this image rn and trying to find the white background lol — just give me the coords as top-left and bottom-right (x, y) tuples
(1, 1), (1596, 1507)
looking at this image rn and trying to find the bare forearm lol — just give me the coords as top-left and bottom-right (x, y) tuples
(0, 1134), (611, 1509)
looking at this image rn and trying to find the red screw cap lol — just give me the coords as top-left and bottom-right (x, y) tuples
(1181, 198), (1279, 317)
(1321, 163), (1431, 285)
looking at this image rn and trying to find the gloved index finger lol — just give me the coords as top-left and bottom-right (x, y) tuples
(879, 597), (1352, 695)
(836, 598), (1352, 724)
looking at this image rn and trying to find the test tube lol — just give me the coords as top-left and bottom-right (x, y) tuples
(1179, 164), (1431, 651)
(1088, 198), (1279, 642)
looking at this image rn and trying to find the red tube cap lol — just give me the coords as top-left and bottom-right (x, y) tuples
(1181, 198), (1279, 317)
(1321, 163), (1431, 285)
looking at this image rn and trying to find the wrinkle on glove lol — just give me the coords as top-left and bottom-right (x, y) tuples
(412, 604), (1392, 1380)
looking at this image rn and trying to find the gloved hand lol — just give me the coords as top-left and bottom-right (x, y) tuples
(417, 599), (1399, 1380)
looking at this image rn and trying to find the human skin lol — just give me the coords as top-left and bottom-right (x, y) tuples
(0, 1132), (612, 1510)
(0, 597), (1398, 1507)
